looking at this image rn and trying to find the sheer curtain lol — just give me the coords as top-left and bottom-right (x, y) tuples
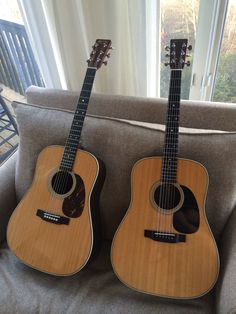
(18, 0), (160, 97)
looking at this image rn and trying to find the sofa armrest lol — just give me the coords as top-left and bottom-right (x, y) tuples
(0, 150), (17, 243)
(216, 207), (236, 314)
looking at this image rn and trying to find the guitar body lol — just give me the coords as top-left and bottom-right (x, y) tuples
(111, 157), (219, 299)
(7, 145), (105, 276)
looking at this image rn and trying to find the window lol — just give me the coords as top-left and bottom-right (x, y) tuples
(213, 0), (236, 102)
(0, 0), (44, 95)
(160, 0), (200, 99)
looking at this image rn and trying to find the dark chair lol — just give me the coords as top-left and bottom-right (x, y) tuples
(0, 87), (18, 163)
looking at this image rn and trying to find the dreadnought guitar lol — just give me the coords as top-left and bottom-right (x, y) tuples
(7, 39), (112, 276)
(111, 39), (219, 299)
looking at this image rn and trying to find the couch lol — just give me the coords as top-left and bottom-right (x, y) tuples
(0, 85), (236, 313)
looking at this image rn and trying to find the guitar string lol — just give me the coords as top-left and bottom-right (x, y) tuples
(163, 70), (173, 234)
(167, 70), (179, 233)
(170, 70), (180, 233)
(168, 69), (176, 234)
(55, 69), (96, 202)
(168, 70), (176, 233)
(159, 74), (179, 234)
(160, 73), (175, 233)
(49, 68), (96, 215)
(172, 63), (183, 234)
(161, 72), (182, 234)
(166, 52), (185, 278)
(163, 72), (177, 233)
(51, 69), (91, 202)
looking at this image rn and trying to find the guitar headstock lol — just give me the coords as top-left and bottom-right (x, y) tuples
(165, 39), (192, 69)
(87, 39), (112, 69)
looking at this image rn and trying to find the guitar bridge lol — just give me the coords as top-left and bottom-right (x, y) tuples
(36, 209), (70, 225)
(144, 230), (186, 243)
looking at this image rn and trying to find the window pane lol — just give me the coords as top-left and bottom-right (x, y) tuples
(213, 0), (236, 103)
(0, 0), (44, 96)
(160, 0), (200, 99)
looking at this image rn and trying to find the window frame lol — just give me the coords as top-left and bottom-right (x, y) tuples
(189, 0), (230, 101)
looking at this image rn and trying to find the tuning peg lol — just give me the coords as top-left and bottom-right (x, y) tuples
(103, 61), (108, 66)
(86, 59), (91, 63)
(109, 46), (115, 50)
(106, 53), (111, 58)
(188, 45), (192, 51)
(165, 54), (170, 58)
(92, 44), (98, 49)
(185, 61), (191, 66)
(164, 62), (170, 66)
(186, 54), (190, 57)
(165, 46), (170, 51)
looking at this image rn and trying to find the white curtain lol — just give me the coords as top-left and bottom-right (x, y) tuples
(18, 0), (160, 97)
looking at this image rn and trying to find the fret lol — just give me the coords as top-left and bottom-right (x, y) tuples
(60, 162), (73, 168)
(81, 90), (91, 98)
(62, 156), (75, 162)
(63, 151), (77, 157)
(77, 103), (88, 107)
(82, 83), (93, 88)
(161, 173), (177, 178)
(59, 67), (96, 171)
(161, 69), (182, 184)
(67, 138), (80, 143)
(73, 122), (83, 126)
(70, 129), (82, 134)
(75, 114), (87, 119)
(162, 168), (177, 173)
(81, 88), (93, 93)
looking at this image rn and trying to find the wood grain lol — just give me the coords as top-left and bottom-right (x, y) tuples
(111, 157), (219, 299)
(7, 146), (99, 276)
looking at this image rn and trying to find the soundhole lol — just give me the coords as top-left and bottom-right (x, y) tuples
(153, 183), (182, 212)
(51, 171), (74, 195)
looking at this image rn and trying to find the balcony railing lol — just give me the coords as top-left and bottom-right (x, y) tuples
(0, 19), (44, 95)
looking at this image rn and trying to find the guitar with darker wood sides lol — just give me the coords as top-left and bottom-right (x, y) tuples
(111, 39), (219, 299)
(7, 39), (112, 276)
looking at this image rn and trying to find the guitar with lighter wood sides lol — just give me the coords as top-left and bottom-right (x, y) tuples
(111, 39), (219, 299)
(7, 39), (112, 276)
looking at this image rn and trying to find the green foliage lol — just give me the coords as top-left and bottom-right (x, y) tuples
(213, 54), (236, 102)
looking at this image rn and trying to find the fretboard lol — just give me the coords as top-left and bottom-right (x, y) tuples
(161, 70), (182, 183)
(60, 67), (96, 171)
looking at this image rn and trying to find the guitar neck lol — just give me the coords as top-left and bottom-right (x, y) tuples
(60, 67), (97, 171)
(161, 70), (182, 183)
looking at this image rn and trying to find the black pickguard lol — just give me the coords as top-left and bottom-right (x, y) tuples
(62, 174), (85, 218)
(173, 185), (199, 234)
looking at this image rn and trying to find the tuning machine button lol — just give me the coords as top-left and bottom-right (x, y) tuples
(165, 46), (170, 51)
(165, 54), (170, 58)
(103, 61), (108, 66)
(185, 61), (191, 66)
(188, 45), (192, 51)
(164, 62), (170, 66)
(106, 53), (111, 58)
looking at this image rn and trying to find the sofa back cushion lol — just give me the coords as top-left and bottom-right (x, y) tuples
(26, 86), (236, 132)
(13, 101), (236, 240)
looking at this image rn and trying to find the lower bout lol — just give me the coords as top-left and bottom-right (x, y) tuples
(112, 236), (219, 298)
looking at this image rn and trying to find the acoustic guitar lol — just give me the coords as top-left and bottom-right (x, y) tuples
(7, 39), (112, 276)
(111, 39), (219, 299)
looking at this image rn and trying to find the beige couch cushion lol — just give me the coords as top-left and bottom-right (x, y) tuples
(26, 86), (236, 131)
(13, 101), (236, 240)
